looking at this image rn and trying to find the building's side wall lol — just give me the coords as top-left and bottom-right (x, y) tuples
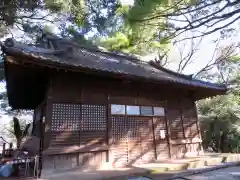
(167, 99), (203, 159)
(42, 72), (202, 170)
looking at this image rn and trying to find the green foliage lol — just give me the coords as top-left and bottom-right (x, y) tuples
(7, 117), (31, 148)
(125, 0), (184, 38)
(99, 23), (171, 56)
(45, 0), (121, 35)
(0, 0), (42, 26)
(198, 57), (240, 153)
(45, 0), (86, 24)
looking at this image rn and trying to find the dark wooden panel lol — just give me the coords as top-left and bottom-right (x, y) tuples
(50, 131), (80, 146)
(167, 109), (184, 139)
(138, 91), (165, 106)
(82, 87), (108, 104)
(109, 87), (138, 105)
(82, 151), (107, 166)
(81, 131), (106, 145)
(50, 75), (82, 101)
(43, 151), (107, 170)
(43, 153), (79, 170)
(43, 144), (108, 155)
(181, 100), (200, 139)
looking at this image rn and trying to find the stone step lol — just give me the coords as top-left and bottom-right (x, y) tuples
(135, 154), (240, 174)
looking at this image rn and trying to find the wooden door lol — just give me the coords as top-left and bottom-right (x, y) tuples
(154, 117), (170, 160)
(127, 116), (155, 164)
(111, 116), (155, 166)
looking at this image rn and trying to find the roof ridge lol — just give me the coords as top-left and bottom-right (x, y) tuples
(148, 60), (194, 79)
(42, 33), (198, 78)
(43, 32), (146, 63)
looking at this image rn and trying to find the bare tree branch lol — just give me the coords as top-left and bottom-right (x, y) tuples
(129, 0), (240, 41)
(175, 15), (240, 42)
(175, 30), (204, 73)
(194, 41), (236, 79)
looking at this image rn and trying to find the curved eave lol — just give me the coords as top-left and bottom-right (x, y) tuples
(2, 44), (227, 102)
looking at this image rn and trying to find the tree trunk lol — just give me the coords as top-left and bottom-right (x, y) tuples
(220, 132), (225, 153)
(17, 138), (21, 149)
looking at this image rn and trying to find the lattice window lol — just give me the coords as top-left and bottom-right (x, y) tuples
(111, 116), (128, 166)
(81, 104), (107, 131)
(52, 103), (81, 131)
(112, 116), (127, 141)
(127, 116), (140, 140)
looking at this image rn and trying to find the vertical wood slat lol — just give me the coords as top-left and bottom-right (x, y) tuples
(44, 78), (54, 150)
(181, 100), (199, 139)
(151, 117), (157, 160)
(168, 109), (185, 139)
(193, 102), (202, 141)
(44, 99), (53, 150)
(106, 89), (110, 162)
(136, 116), (155, 163)
(164, 100), (171, 158)
(43, 151), (107, 170)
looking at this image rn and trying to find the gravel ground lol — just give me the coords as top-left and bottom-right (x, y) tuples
(180, 166), (240, 180)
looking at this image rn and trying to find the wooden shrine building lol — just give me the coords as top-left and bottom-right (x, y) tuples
(1, 33), (227, 169)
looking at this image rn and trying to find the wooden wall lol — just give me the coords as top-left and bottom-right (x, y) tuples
(42, 72), (203, 170)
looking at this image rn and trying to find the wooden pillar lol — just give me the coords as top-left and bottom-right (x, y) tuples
(107, 89), (111, 162)
(180, 99), (187, 156)
(151, 117), (157, 160)
(193, 102), (204, 154)
(164, 100), (172, 159)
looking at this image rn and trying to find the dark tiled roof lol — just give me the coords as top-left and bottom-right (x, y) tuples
(1, 37), (227, 92)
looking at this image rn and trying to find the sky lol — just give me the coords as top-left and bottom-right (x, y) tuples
(119, 0), (240, 75)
